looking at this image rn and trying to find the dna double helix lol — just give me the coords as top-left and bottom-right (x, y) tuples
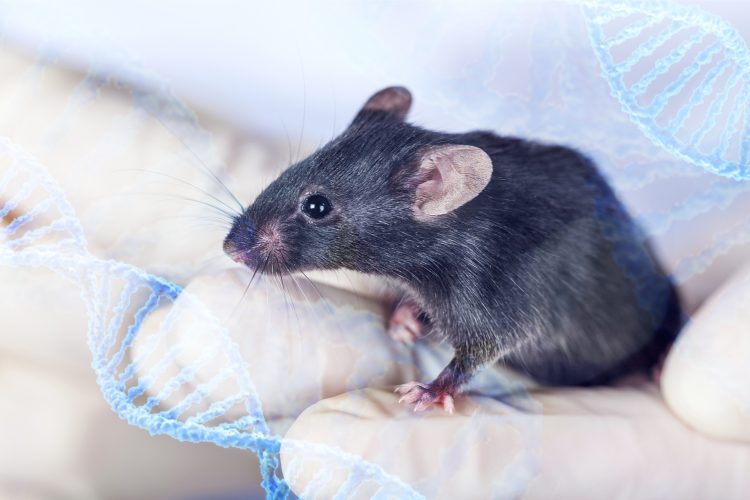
(3, 1), (750, 497)
(0, 138), (424, 498)
(583, 0), (750, 179)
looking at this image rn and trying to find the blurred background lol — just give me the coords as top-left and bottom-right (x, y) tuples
(1, 0), (750, 498)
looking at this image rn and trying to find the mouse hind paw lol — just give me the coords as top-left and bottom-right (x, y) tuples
(395, 381), (455, 413)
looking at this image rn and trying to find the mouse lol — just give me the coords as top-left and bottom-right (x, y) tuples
(223, 86), (683, 412)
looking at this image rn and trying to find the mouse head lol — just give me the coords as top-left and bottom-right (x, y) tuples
(223, 86), (492, 275)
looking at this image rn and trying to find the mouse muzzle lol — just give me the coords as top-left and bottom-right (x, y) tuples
(224, 216), (290, 274)
(223, 217), (260, 268)
(222, 238), (244, 264)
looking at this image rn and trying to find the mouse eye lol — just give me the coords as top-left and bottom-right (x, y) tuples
(302, 194), (332, 220)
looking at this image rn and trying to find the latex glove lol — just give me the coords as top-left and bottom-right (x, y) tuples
(662, 261), (750, 443)
(146, 265), (750, 498)
(280, 386), (749, 499)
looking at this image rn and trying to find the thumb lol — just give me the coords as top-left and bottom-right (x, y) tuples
(281, 386), (750, 499)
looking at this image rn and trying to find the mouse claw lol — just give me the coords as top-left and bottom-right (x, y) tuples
(388, 302), (424, 345)
(395, 381), (455, 413)
(388, 324), (418, 345)
(395, 382), (426, 402)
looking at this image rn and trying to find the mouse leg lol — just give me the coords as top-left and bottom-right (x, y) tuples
(396, 343), (499, 413)
(388, 299), (429, 345)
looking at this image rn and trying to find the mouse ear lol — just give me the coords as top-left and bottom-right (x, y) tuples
(352, 86), (412, 124)
(412, 145), (493, 219)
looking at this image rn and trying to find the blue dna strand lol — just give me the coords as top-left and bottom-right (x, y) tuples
(0, 138), (424, 499)
(582, 0), (750, 179)
(3, 2), (748, 496)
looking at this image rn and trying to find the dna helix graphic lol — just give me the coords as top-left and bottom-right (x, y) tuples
(0, 137), (424, 499)
(2, 0), (750, 498)
(582, 0), (750, 179)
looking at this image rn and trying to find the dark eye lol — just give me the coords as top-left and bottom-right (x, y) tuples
(302, 194), (332, 219)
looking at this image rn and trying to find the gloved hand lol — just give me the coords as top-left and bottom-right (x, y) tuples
(282, 385), (748, 499)
(151, 265), (750, 499)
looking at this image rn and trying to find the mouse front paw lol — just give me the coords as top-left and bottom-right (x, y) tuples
(395, 381), (455, 413)
(388, 301), (425, 345)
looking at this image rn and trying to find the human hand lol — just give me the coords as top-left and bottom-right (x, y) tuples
(139, 266), (750, 498)
(280, 385), (749, 499)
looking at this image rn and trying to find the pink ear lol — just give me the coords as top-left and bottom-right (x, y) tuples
(414, 145), (493, 218)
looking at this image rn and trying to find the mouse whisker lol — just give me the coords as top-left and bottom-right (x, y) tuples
(330, 86), (338, 142)
(131, 211), (232, 228)
(278, 264), (303, 338)
(297, 270), (328, 309)
(333, 268), (359, 294)
(120, 168), (242, 217)
(295, 50), (307, 165)
(285, 272), (320, 323)
(228, 253), (270, 321)
(194, 253), (233, 274)
(118, 190), (238, 222)
(268, 271), (289, 334)
(297, 270), (347, 340)
(148, 213), (234, 230)
(153, 193), (238, 220)
(285, 272), (316, 326)
(278, 118), (294, 173)
(148, 112), (245, 213)
(228, 274), (256, 323)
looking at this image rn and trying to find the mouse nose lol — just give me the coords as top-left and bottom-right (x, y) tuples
(223, 217), (257, 263)
(223, 238), (242, 263)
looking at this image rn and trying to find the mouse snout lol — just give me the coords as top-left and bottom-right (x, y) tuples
(223, 215), (291, 273)
(223, 217), (257, 264)
(222, 238), (243, 263)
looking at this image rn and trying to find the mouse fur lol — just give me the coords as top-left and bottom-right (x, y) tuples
(224, 87), (683, 410)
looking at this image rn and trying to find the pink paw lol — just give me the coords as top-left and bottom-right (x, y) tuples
(388, 302), (424, 345)
(395, 381), (455, 413)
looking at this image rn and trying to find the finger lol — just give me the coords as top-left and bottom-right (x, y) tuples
(281, 386), (750, 499)
(662, 262), (750, 442)
(134, 268), (419, 427)
(303, 268), (393, 302)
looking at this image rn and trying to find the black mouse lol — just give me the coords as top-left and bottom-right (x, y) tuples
(223, 86), (682, 412)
